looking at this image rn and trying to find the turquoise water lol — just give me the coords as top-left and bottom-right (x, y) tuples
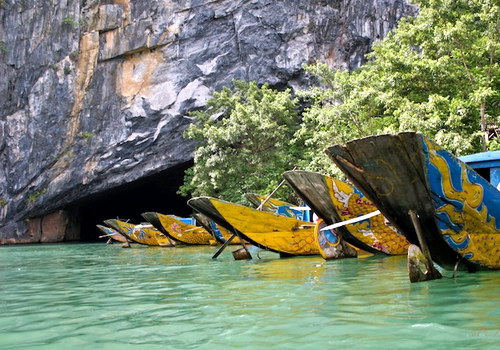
(0, 243), (498, 349)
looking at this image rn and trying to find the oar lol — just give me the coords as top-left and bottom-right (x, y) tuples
(408, 210), (442, 280)
(257, 178), (287, 210)
(320, 210), (381, 231)
(133, 224), (153, 231)
(99, 233), (118, 238)
(212, 233), (237, 259)
(184, 227), (207, 233)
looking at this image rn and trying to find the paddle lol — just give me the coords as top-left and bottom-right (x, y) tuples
(98, 233), (118, 238)
(211, 232), (237, 259)
(320, 210), (381, 231)
(408, 210), (442, 281)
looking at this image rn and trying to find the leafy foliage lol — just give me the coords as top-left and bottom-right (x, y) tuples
(0, 41), (7, 56)
(26, 189), (47, 207)
(297, 0), (499, 174)
(179, 81), (304, 203)
(62, 17), (78, 28)
(181, 0), (499, 201)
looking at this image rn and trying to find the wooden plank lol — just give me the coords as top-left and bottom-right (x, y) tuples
(244, 193), (263, 208)
(408, 210), (443, 281)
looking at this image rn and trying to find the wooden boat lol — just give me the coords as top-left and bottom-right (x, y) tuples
(188, 197), (319, 255)
(96, 224), (129, 243)
(142, 212), (213, 245)
(325, 132), (500, 270)
(103, 219), (173, 246)
(283, 171), (410, 257)
(192, 212), (242, 244)
(311, 218), (358, 259)
(244, 193), (310, 220)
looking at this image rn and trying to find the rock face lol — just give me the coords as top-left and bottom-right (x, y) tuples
(0, 0), (416, 243)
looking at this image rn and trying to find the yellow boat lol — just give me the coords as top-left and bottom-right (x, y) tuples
(193, 213), (242, 245)
(283, 171), (410, 257)
(103, 219), (173, 246)
(188, 197), (319, 255)
(96, 224), (130, 243)
(142, 212), (213, 245)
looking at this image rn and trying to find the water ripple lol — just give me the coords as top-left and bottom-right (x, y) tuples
(0, 244), (498, 349)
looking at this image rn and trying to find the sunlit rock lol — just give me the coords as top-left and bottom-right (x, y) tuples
(0, 0), (416, 242)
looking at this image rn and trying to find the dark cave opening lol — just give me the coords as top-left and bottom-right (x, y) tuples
(77, 161), (193, 242)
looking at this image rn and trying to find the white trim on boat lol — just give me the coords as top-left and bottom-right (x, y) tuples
(320, 210), (381, 231)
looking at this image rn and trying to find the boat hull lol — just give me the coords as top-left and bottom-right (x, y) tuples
(193, 213), (241, 244)
(103, 219), (171, 246)
(284, 171), (410, 255)
(188, 197), (318, 255)
(142, 212), (213, 245)
(96, 224), (129, 243)
(326, 132), (500, 270)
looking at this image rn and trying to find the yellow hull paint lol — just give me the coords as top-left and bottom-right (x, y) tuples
(106, 220), (171, 246)
(96, 225), (129, 243)
(193, 212), (242, 244)
(215, 223), (243, 244)
(327, 178), (410, 255)
(157, 214), (213, 245)
(209, 199), (318, 255)
(425, 138), (500, 269)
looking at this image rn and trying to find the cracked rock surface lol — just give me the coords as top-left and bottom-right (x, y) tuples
(0, 0), (415, 241)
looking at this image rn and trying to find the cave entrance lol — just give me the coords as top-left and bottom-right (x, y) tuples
(77, 161), (193, 242)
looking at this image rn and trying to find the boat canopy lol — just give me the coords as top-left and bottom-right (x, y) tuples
(178, 217), (196, 226)
(460, 150), (500, 188)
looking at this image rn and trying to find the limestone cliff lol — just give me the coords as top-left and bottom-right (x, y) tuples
(0, 0), (416, 242)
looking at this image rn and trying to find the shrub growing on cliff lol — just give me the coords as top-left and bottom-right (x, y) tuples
(298, 0), (499, 172)
(0, 41), (7, 56)
(62, 17), (79, 29)
(179, 81), (304, 203)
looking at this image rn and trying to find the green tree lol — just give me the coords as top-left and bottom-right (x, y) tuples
(179, 81), (304, 203)
(298, 0), (499, 173)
